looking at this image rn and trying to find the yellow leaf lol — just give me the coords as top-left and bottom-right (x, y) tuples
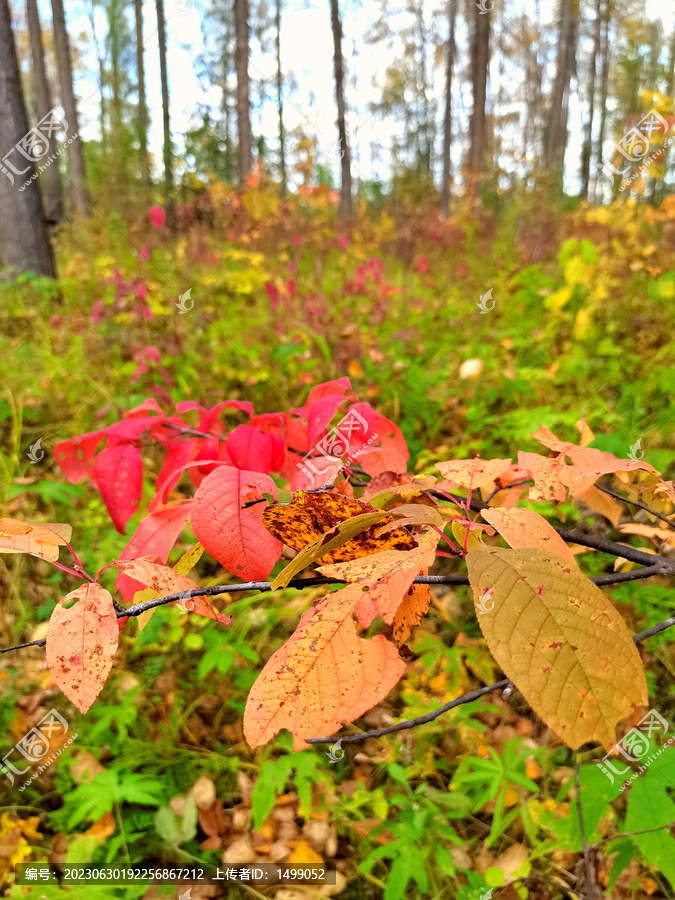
(573, 308), (592, 340)
(451, 520), (486, 551)
(288, 839), (324, 865)
(466, 547), (647, 749)
(564, 257), (593, 288)
(543, 287), (571, 311)
(347, 359), (362, 378)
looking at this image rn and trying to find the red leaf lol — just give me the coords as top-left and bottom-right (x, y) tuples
(54, 431), (106, 484)
(192, 467), (282, 581)
(226, 425), (285, 474)
(198, 401), (253, 435)
(149, 205), (165, 228)
(305, 395), (347, 447)
(303, 378), (354, 411)
(105, 414), (166, 444)
(93, 445), (144, 533)
(115, 503), (191, 604)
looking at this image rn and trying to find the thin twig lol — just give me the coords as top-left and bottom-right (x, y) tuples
(597, 486), (675, 530)
(2, 566), (671, 657)
(574, 754), (595, 900)
(592, 824), (673, 848)
(305, 680), (511, 745)
(305, 615), (675, 746)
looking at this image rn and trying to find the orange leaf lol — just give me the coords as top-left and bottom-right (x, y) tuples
(46, 584), (118, 714)
(243, 583), (406, 749)
(111, 556), (199, 595)
(480, 508), (577, 564)
(261, 491), (417, 564)
(392, 583), (431, 645)
(436, 458), (512, 490)
(318, 532), (439, 630)
(0, 518), (72, 563)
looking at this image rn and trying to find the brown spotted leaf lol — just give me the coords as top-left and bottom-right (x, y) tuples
(243, 583), (406, 749)
(466, 547), (647, 749)
(111, 556), (199, 595)
(0, 518), (72, 563)
(480, 507), (577, 564)
(46, 583), (118, 714)
(263, 491), (417, 589)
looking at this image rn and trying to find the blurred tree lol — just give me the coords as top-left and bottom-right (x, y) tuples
(580, 0), (603, 198)
(468, 0), (491, 190)
(25, 0), (63, 223)
(155, 0), (174, 222)
(441, 0), (457, 218)
(0, 0), (56, 276)
(235, 0), (252, 183)
(134, 0), (150, 185)
(545, 0), (578, 191)
(275, 0), (286, 196)
(330, 0), (352, 221)
(51, 0), (91, 215)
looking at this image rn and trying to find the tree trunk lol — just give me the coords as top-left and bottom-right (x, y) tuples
(135, 0), (150, 185)
(87, 0), (106, 147)
(545, 0), (578, 189)
(667, 28), (675, 97)
(441, 0), (457, 218)
(593, 0), (611, 202)
(580, 0), (602, 198)
(330, 0), (352, 222)
(469, 2), (490, 184)
(0, 0), (56, 277)
(25, 0), (63, 224)
(51, 0), (91, 216)
(155, 0), (174, 223)
(234, 0), (252, 184)
(275, 0), (286, 197)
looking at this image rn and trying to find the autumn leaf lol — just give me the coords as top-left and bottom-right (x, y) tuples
(436, 458), (513, 490)
(93, 444), (144, 533)
(318, 532), (438, 631)
(115, 503), (192, 605)
(0, 519), (72, 563)
(243, 582), (406, 749)
(466, 547), (647, 749)
(480, 507), (577, 564)
(263, 491), (417, 561)
(111, 556), (199, 595)
(46, 583), (119, 714)
(192, 466), (282, 581)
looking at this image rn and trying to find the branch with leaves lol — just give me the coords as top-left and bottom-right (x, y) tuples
(2, 380), (674, 763)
